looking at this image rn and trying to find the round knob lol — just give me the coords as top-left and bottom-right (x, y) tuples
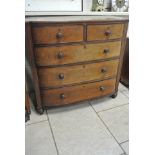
(101, 68), (107, 73)
(100, 86), (105, 91)
(58, 73), (64, 80)
(105, 30), (111, 36)
(57, 52), (64, 59)
(60, 93), (65, 99)
(56, 32), (63, 39)
(103, 48), (109, 54)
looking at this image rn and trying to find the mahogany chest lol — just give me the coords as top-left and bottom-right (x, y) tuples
(25, 16), (128, 114)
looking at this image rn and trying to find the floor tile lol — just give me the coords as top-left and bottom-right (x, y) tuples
(118, 83), (128, 92)
(25, 121), (57, 155)
(99, 104), (129, 143)
(90, 91), (128, 112)
(26, 100), (47, 125)
(122, 90), (129, 98)
(47, 102), (123, 155)
(121, 141), (129, 155)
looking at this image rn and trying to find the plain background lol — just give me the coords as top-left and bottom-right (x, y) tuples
(0, 0), (155, 155)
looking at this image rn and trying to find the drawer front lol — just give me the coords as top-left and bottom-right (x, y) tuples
(35, 41), (121, 66)
(41, 78), (116, 106)
(32, 25), (83, 44)
(38, 59), (119, 88)
(87, 24), (124, 41)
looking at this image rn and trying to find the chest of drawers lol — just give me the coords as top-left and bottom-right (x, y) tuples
(25, 16), (128, 114)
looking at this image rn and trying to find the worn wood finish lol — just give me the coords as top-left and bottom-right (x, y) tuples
(115, 22), (128, 93)
(41, 78), (116, 106)
(32, 25), (84, 44)
(25, 23), (44, 114)
(25, 16), (128, 113)
(25, 87), (30, 114)
(38, 59), (119, 88)
(25, 85), (30, 122)
(87, 24), (124, 41)
(35, 41), (121, 66)
(120, 37), (129, 87)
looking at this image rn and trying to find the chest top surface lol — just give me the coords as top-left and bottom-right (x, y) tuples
(25, 15), (128, 23)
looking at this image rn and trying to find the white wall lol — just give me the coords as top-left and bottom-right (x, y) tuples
(83, 0), (92, 12)
(25, 0), (129, 16)
(25, 0), (94, 12)
(25, 0), (82, 11)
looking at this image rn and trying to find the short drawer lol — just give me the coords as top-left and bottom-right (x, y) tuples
(32, 25), (83, 44)
(41, 78), (116, 106)
(87, 24), (124, 41)
(35, 41), (121, 66)
(38, 59), (119, 88)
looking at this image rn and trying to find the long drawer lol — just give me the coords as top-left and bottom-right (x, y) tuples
(35, 41), (121, 66)
(87, 24), (124, 41)
(32, 25), (83, 44)
(41, 78), (116, 106)
(38, 59), (119, 88)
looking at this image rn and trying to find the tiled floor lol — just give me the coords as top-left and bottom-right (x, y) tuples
(26, 83), (129, 155)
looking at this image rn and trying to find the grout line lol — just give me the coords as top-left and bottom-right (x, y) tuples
(96, 103), (129, 114)
(120, 140), (129, 145)
(120, 88), (129, 91)
(118, 83), (129, 91)
(89, 90), (128, 104)
(119, 89), (129, 92)
(46, 110), (60, 155)
(89, 101), (126, 154)
(121, 90), (129, 98)
(119, 90), (129, 98)
(119, 90), (129, 97)
(25, 119), (48, 126)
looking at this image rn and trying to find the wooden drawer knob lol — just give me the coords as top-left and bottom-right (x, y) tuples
(56, 32), (63, 39)
(103, 48), (110, 54)
(58, 73), (64, 80)
(100, 86), (105, 91)
(57, 52), (64, 59)
(105, 30), (111, 36)
(60, 93), (65, 99)
(101, 67), (107, 73)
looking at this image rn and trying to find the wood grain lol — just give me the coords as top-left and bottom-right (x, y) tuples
(32, 25), (83, 44)
(120, 37), (129, 87)
(41, 78), (116, 106)
(25, 87), (30, 113)
(115, 22), (128, 92)
(35, 41), (121, 66)
(25, 22), (43, 112)
(87, 24), (124, 41)
(38, 59), (119, 88)
(26, 18), (128, 112)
